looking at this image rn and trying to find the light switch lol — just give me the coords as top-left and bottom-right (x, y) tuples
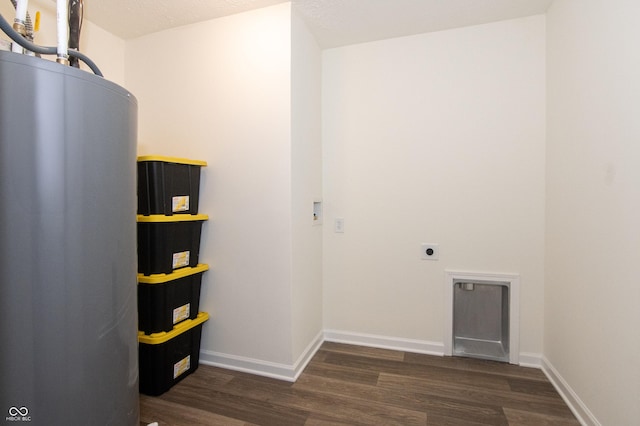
(334, 218), (344, 233)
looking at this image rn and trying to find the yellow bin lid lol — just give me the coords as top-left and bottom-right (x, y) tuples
(138, 312), (209, 344)
(138, 264), (209, 284)
(137, 213), (208, 223)
(137, 155), (207, 167)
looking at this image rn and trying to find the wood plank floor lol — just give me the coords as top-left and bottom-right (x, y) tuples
(139, 342), (580, 426)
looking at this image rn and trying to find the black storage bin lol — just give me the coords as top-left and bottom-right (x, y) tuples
(137, 214), (208, 275)
(137, 156), (207, 216)
(138, 312), (209, 396)
(138, 264), (209, 334)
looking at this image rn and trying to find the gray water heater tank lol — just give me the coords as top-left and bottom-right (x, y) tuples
(0, 51), (139, 425)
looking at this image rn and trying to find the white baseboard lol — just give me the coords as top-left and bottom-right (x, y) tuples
(541, 356), (600, 426)
(518, 352), (542, 368)
(199, 330), (323, 382)
(292, 330), (325, 380)
(323, 329), (445, 356)
(199, 349), (298, 382)
(199, 329), (546, 382)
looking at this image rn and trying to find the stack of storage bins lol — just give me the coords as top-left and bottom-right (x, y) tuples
(136, 156), (210, 396)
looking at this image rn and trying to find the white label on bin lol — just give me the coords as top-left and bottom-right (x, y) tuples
(172, 196), (190, 212)
(173, 303), (190, 324)
(172, 251), (190, 269)
(173, 355), (191, 379)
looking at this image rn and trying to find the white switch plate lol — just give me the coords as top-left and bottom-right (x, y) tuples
(421, 243), (439, 260)
(334, 218), (344, 233)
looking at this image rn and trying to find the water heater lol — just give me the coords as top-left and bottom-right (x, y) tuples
(0, 51), (138, 425)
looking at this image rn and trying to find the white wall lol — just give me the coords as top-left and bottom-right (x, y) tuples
(545, 0), (640, 424)
(0, 0), (125, 85)
(291, 12), (323, 362)
(126, 3), (297, 367)
(322, 16), (546, 355)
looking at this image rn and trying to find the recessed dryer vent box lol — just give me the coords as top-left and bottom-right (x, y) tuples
(137, 156), (207, 216)
(453, 280), (510, 363)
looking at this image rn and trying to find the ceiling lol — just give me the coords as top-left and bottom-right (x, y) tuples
(82, 0), (553, 49)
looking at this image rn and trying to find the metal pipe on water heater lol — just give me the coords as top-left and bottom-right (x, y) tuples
(56, 0), (68, 64)
(11, 0), (28, 53)
(68, 0), (82, 67)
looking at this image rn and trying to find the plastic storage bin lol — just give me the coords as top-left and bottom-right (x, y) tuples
(138, 312), (209, 396)
(137, 156), (207, 216)
(138, 264), (209, 334)
(137, 214), (208, 275)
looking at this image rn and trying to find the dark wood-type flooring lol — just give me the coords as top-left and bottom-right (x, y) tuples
(139, 342), (580, 425)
